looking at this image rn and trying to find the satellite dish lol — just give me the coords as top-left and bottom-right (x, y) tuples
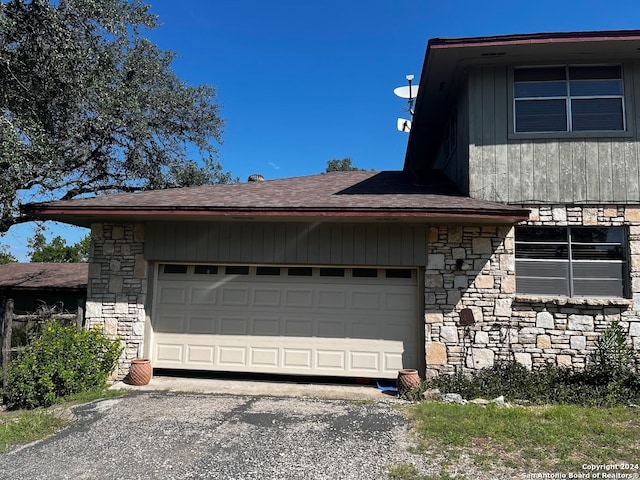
(393, 85), (419, 99)
(397, 118), (412, 132)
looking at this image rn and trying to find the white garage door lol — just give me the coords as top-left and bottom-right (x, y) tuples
(151, 264), (420, 379)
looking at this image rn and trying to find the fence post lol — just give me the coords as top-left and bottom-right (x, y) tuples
(2, 298), (14, 397)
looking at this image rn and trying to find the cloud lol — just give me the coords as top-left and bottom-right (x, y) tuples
(267, 162), (280, 170)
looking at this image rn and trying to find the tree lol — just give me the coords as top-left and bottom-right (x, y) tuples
(325, 158), (364, 172)
(28, 231), (90, 262)
(0, 0), (231, 234)
(0, 244), (16, 264)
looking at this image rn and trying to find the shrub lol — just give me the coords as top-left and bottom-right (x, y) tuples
(423, 322), (640, 407)
(4, 320), (122, 410)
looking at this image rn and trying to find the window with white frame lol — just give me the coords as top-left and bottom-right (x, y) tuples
(513, 65), (624, 133)
(515, 226), (627, 297)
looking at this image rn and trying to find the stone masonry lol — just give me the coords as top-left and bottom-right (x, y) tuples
(86, 223), (147, 379)
(425, 205), (640, 378)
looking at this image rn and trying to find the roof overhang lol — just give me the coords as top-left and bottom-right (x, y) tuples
(24, 206), (530, 226)
(405, 30), (640, 177)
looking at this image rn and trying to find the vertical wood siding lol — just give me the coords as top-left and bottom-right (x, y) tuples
(144, 222), (428, 266)
(466, 63), (640, 204)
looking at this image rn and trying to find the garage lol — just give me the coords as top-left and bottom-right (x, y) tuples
(150, 263), (420, 379)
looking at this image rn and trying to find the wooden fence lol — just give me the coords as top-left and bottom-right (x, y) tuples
(1, 298), (84, 394)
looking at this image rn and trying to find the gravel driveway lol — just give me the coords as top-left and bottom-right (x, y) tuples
(0, 392), (430, 480)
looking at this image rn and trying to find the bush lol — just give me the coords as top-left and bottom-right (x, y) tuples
(423, 322), (640, 407)
(4, 320), (122, 410)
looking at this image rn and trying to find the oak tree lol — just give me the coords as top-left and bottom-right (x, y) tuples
(0, 0), (230, 233)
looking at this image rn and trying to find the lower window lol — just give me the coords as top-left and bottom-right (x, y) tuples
(515, 226), (627, 297)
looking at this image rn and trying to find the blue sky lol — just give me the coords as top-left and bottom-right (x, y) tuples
(5, 0), (640, 260)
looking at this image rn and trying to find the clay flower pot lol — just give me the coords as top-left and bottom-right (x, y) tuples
(396, 368), (421, 394)
(127, 358), (152, 386)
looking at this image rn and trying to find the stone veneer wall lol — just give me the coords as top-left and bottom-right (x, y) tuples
(86, 223), (147, 379)
(425, 205), (640, 378)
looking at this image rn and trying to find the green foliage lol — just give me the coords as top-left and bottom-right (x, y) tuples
(424, 322), (640, 407)
(27, 230), (90, 262)
(325, 157), (364, 172)
(0, 244), (16, 264)
(0, 409), (70, 452)
(4, 320), (122, 410)
(589, 320), (636, 377)
(0, 0), (231, 233)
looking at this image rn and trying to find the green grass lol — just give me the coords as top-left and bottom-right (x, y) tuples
(0, 409), (70, 453)
(0, 387), (129, 452)
(404, 401), (640, 473)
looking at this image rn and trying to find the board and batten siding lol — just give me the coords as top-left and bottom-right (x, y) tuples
(144, 222), (428, 266)
(466, 62), (640, 204)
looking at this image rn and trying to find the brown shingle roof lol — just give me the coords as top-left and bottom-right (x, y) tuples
(24, 171), (529, 224)
(0, 263), (88, 290)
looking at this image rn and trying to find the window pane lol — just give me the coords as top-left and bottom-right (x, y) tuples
(352, 268), (378, 278)
(514, 81), (566, 98)
(516, 227), (568, 242)
(163, 264), (188, 274)
(194, 265), (218, 274)
(571, 98), (623, 131)
(573, 279), (623, 297)
(288, 267), (312, 276)
(386, 269), (412, 279)
(514, 67), (566, 82)
(516, 243), (568, 259)
(569, 65), (621, 80)
(572, 244), (623, 260)
(569, 79), (623, 96)
(515, 260), (570, 296)
(225, 265), (249, 275)
(515, 99), (567, 132)
(256, 266), (281, 275)
(319, 268), (345, 277)
(571, 227), (623, 243)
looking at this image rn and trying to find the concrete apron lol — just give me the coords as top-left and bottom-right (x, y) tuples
(111, 376), (396, 401)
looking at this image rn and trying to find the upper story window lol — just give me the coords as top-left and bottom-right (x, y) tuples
(515, 226), (627, 298)
(513, 65), (624, 133)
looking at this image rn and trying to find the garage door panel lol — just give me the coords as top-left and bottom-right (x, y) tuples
(285, 289), (314, 308)
(317, 319), (346, 338)
(350, 351), (379, 371)
(316, 350), (345, 370)
(251, 317), (280, 336)
(284, 318), (313, 336)
(221, 287), (250, 306)
(188, 316), (216, 334)
(351, 291), (380, 309)
(283, 349), (312, 368)
(218, 346), (247, 366)
(155, 343), (183, 362)
(250, 348), (279, 367)
(190, 287), (217, 305)
(254, 289), (282, 307)
(155, 315), (185, 333)
(220, 316), (249, 335)
(384, 292), (415, 311)
(187, 345), (215, 364)
(158, 286), (187, 305)
(152, 265), (419, 378)
(317, 290), (346, 308)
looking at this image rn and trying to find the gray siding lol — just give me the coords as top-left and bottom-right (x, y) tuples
(145, 222), (428, 266)
(465, 62), (640, 204)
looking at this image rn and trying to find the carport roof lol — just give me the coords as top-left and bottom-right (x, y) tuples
(0, 263), (88, 291)
(24, 170), (529, 226)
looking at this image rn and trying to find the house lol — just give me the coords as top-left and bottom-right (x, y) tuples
(23, 30), (640, 380)
(0, 263), (87, 314)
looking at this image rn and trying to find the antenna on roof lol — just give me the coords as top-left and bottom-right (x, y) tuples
(394, 74), (418, 133)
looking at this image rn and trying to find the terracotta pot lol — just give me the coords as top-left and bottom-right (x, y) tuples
(127, 358), (152, 386)
(396, 368), (421, 394)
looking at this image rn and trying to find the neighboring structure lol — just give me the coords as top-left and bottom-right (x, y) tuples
(0, 263), (88, 314)
(24, 30), (640, 379)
